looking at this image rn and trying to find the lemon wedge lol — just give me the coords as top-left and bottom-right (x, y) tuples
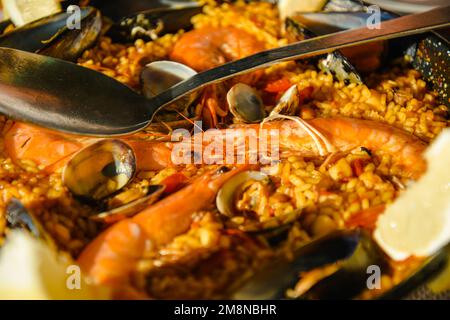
(0, 231), (110, 299)
(278, 0), (327, 21)
(1, 0), (61, 27)
(1, 4), (9, 21)
(374, 128), (450, 261)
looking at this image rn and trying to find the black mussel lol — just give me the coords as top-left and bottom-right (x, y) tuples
(6, 198), (43, 238)
(232, 229), (361, 299)
(63, 139), (136, 201)
(0, 19), (11, 34)
(300, 231), (385, 299)
(289, 10), (396, 73)
(285, 17), (362, 84)
(67, 0), (201, 22)
(5, 198), (55, 246)
(0, 7), (101, 61)
(291, 11), (396, 35)
(105, 5), (203, 42)
(404, 32), (450, 108)
(233, 228), (447, 300)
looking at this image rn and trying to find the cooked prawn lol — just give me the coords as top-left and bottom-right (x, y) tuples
(176, 117), (427, 179)
(77, 165), (252, 289)
(3, 122), (92, 173)
(3, 117), (426, 292)
(3, 122), (174, 173)
(4, 117), (427, 180)
(170, 26), (266, 72)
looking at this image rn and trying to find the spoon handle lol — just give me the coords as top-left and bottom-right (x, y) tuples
(146, 5), (450, 121)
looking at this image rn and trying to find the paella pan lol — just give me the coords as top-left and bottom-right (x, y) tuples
(0, 0), (449, 300)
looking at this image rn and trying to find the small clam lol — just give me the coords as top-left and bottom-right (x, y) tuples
(141, 60), (198, 112)
(217, 170), (270, 218)
(216, 170), (300, 232)
(63, 139), (136, 200)
(226, 83), (266, 123)
(90, 184), (165, 224)
(270, 84), (300, 117)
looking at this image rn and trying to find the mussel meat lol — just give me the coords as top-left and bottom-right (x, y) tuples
(227, 83), (266, 123)
(62, 139), (136, 200)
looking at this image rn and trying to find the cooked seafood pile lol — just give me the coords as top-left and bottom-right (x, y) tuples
(0, 0), (449, 300)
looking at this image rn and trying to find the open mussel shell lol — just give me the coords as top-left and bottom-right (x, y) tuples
(403, 32), (450, 107)
(291, 11), (395, 35)
(300, 235), (449, 300)
(90, 184), (165, 224)
(300, 230), (386, 299)
(286, 8), (396, 75)
(5, 198), (56, 246)
(285, 17), (362, 84)
(0, 20), (10, 34)
(6, 198), (43, 238)
(0, 7), (102, 61)
(227, 83), (266, 123)
(232, 229), (361, 299)
(63, 139), (136, 201)
(78, 0), (201, 22)
(105, 4), (203, 42)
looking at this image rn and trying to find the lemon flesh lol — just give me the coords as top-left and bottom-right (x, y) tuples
(278, 0), (327, 21)
(2, 0), (61, 26)
(374, 129), (450, 261)
(0, 231), (109, 299)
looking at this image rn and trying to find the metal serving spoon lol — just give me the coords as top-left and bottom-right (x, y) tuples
(0, 5), (449, 136)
